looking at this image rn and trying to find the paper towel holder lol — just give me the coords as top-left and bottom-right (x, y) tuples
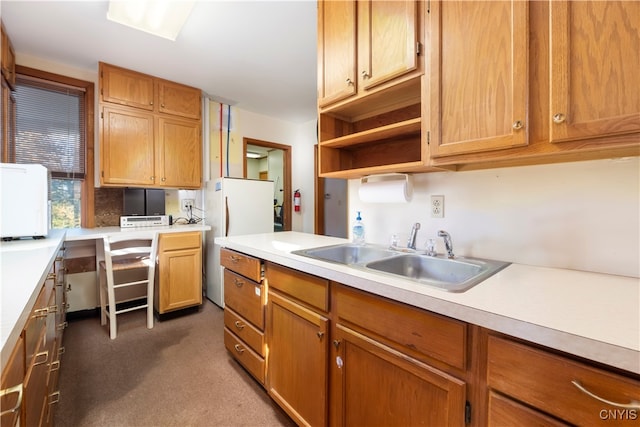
(360, 173), (413, 202)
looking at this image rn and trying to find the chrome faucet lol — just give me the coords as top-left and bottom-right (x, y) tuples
(438, 230), (454, 258)
(407, 223), (421, 250)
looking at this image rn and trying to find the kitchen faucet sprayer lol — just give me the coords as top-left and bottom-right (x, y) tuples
(438, 230), (455, 258)
(407, 223), (421, 250)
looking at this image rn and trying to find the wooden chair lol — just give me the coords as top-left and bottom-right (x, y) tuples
(98, 232), (158, 339)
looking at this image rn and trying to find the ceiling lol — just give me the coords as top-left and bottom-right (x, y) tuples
(1, 0), (318, 124)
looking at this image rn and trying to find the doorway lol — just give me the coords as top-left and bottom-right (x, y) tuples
(243, 137), (292, 232)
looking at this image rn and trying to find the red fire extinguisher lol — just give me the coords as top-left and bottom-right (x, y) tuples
(294, 189), (301, 212)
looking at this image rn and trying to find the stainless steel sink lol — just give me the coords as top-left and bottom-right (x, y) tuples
(293, 243), (400, 265)
(293, 243), (510, 293)
(365, 254), (510, 292)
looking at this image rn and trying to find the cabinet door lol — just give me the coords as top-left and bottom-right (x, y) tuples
(267, 291), (329, 427)
(156, 116), (202, 188)
(101, 106), (155, 186)
(1, 22), (16, 88)
(358, 0), (419, 91)
(334, 324), (466, 427)
(100, 63), (154, 111)
(549, 1), (640, 143)
(429, 0), (529, 157)
(158, 246), (202, 313)
(157, 80), (201, 120)
(317, 0), (357, 107)
(1, 78), (16, 163)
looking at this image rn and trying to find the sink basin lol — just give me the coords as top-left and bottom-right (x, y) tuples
(293, 243), (400, 265)
(365, 254), (510, 292)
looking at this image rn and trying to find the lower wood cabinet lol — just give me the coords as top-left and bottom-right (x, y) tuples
(333, 324), (466, 426)
(220, 254), (639, 427)
(267, 291), (329, 426)
(1, 246), (68, 427)
(155, 231), (202, 314)
(332, 284), (468, 427)
(1, 336), (24, 427)
(222, 249), (266, 384)
(265, 262), (330, 427)
(486, 334), (640, 426)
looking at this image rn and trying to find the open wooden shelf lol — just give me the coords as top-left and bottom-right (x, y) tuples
(320, 118), (421, 149)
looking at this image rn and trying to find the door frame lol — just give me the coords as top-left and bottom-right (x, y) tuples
(243, 137), (292, 231)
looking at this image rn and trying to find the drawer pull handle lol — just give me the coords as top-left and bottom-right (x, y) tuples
(34, 350), (49, 366)
(33, 308), (48, 318)
(234, 278), (244, 287)
(0, 384), (23, 417)
(48, 391), (60, 405)
(57, 321), (68, 331)
(234, 321), (245, 330)
(571, 380), (640, 409)
(229, 256), (240, 263)
(317, 331), (324, 340)
(50, 360), (60, 372)
(333, 340), (341, 350)
(234, 344), (245, 354)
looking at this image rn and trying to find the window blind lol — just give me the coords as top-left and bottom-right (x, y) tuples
(14, 75), (86, 179)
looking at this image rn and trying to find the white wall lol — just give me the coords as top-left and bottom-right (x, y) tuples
(204, 100), (317, 232)
(348, 157), (640, 278)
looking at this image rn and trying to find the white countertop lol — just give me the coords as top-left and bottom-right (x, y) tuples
(215, 232), (640, 375)
(0, 224), (210, 366)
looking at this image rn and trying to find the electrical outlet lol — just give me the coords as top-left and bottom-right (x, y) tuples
(431, 195), (444, 218)
(181, 199), (194, 212)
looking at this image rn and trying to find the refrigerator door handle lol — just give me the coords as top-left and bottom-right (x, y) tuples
(225, 196), (230, 237)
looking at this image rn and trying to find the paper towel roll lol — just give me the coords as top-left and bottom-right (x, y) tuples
(358, 176), (412, 203)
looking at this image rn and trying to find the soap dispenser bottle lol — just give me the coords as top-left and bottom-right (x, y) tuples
(353, 211), (365, 245)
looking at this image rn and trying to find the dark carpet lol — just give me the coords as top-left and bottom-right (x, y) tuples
(53, 300), (295, 427)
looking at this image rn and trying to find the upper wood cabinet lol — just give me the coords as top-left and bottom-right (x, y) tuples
(317, 0), (434, 178)
(549, 1), (640, 144)
(99, 62), (202, 188)
(101, 105), (155, 186)
(1, 21), (16, 89)
(428, 0), (529, 157)
(318, 0), (421, 108)
(429, 0), (639, 169)
(100, 62), (201, 120)
(101, 64), (154, 111)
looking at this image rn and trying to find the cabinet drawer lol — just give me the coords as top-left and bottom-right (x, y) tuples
(223, 269), (265, 330)
(265, 262), (329, 312)
(488, 391), (568, 426)
(220, 248), (262, 282)
(224, 307), (265, 357)
(335, 285), (467, 370)
(487, 335), (640, 426)
(1, 335), (24, 427)
(159, 231), (201, 251)
(224, 328), (265, 384)
(24, 284), (52, 367)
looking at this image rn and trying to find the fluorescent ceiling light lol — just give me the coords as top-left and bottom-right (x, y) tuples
(107, 0), (195, 41)
(246, 152), (262, 159)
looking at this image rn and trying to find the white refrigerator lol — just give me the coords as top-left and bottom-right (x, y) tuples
(204, 177), (274, 307)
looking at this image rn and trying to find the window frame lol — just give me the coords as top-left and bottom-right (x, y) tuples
(15, 65), (95, 227)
